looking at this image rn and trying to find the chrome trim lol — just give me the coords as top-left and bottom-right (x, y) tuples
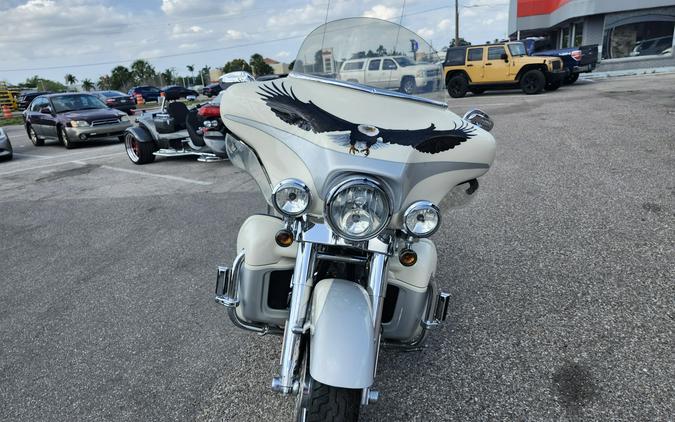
(302, 221), (391, 255)
(367, 252), (389, 383)
(402, 200), (441, 238)
(273, 242), (317, 395)
(463, 109), (494, 132)
(272, 178), (311, 217)
(289, 72), (448, 108)
(324, 177), (393, 243)
(316, 253), (368, 264)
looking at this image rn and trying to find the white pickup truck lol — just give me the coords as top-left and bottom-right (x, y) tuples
(338, 55), (442, 94)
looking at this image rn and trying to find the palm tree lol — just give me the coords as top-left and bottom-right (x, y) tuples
(186, 64), (195, 86)
(64, 73), (77, 91)
(131, 59), (157, 84)
(81, 79), (95, 91)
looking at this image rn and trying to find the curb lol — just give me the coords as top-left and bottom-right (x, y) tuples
(582, 66), (675, 80)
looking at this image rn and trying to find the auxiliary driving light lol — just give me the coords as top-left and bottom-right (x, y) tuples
(275, 229), (294, 247)
(399, 249), (418, 267)
(272, 179), (310, 217)
(403, 201), (440, 238)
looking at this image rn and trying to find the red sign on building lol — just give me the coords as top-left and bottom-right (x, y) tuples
(517, 0), (570, 17)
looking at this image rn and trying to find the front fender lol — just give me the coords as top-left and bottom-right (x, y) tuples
(309, 279), (375, 389)
(125, 126), (154, 143)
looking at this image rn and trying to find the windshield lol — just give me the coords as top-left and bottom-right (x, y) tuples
(101, 91), (126, 97)
(52, 94), (107, 113)
(508, 42), (526, 56)
(292, 18), (443, 98)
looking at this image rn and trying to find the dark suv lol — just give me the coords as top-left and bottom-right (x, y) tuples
(17, 91), (52, 110)
(128, 85), (161, 102)
(23, 93), (132, 149)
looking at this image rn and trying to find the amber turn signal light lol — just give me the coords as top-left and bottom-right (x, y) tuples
(399, 249), (417, 267)
(275, 229), (294, 247)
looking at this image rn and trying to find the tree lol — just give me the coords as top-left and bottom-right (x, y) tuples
(24, 75), (67, 92)
(98, 75), (112, 90)
(223, 59), (252, 74)
(249, 54), (274, 77)
(64, 73), (77, 90)
(110, 65), (133, 90)
(160, 68), (176, 85)
(81, 79), (95, 91)
(199, 65), (211, 85)
(130, 59), (157, 85)
(449, 38), (471, 47)
(186, 64), (195, 85)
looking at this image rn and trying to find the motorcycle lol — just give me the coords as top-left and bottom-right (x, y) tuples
(214, 17), (496, 421)
(123, 93), (230, 165)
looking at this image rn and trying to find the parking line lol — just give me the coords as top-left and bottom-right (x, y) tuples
(97, 165), (212, 186)
(0, 152), (124, 177)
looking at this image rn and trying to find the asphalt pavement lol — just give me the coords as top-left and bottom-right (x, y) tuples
(0, 74), (673, 421)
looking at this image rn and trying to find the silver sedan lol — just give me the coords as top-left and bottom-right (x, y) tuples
(0, 127), (12, 161)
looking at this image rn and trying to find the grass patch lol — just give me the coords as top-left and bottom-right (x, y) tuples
(0, 117), (23, 127)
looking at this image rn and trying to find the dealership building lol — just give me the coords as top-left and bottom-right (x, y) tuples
(508, 0), (675, 71)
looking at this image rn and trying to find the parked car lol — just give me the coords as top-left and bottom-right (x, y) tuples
(443, 41), (566, 97)
(128, 85), (161, 102)
(17, 91), (52, 111)
(520, 37), (598, 84)
(23, 93), (132, 149)
(160, 85), (199, 101)
(0, 127), (12, 161)
(630, 35), (673, 57)
(92, 90), (136, 114)
(202, 83), (223, 97)
(338, 55), (441, 94)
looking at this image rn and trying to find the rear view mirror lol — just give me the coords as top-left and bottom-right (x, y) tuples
(39, 106), (52, 114)
(501, 53), (509, 62)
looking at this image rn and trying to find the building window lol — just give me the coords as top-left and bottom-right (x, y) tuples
(573, 22), (583, 46)
(603, 17), (674, 59)
(561, 26), (570, 48)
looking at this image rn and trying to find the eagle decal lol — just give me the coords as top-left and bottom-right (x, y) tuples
(257, 82), (476, 156)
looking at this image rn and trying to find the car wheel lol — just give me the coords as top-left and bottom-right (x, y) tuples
(447, 74), (469, 98)
(400, 77), (416, 95)
(520, 70), (545, 95)
(59, 126), (74, 149)
(27, 125), (44, 146)
(545, 79), (561, 91)
(125, 133), (155, 165)
(564, 72), (580, 85)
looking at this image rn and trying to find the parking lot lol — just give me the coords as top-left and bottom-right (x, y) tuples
(0, 73), (673, 421)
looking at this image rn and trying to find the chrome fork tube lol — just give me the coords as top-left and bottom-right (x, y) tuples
(367, 252), (389, 376)
(272, 241), (316, 394)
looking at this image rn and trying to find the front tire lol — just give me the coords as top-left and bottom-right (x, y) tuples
(447, 74), (468, 98)
(564, 72), (580, 85)
(545, 79), (561, 91)
(27, 125), (44, 146)
(520, 69), (545, 95)
(59, 126), (74, 149)
(124, 132), (155, 164)
(400, 76), (415, 95)
(294, 348), (360, 422)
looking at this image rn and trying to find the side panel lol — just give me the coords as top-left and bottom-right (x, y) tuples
(309, 279), (375, 389)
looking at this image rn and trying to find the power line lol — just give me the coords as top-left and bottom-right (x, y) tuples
(0, 4), (455, 73)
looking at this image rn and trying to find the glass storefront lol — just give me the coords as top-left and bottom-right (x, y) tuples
(603, 16), (674, 59)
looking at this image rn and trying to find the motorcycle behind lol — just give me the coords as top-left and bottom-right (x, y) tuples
(214, 18), (496, 421)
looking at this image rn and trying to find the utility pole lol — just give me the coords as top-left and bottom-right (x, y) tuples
(455, 0), (460, 47)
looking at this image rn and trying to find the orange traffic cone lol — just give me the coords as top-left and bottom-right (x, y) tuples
(135, 94), (144, 106)
(2, 105), (11, 119)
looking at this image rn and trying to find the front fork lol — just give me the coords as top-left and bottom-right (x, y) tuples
(271, 241), (389, 399)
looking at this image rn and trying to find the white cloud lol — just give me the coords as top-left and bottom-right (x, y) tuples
(362, 4), (399, 20)
(224, 29), (248, 40)
(161, 0), (254, 16)
(276, 51), (290, 58)
(437, 18), (452, 31)
(417, 27), (435, 39)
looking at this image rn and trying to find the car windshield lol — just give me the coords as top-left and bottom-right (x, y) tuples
(508, 42), (526, 56)
(101, 91), (126, 97)
(292, 17), (443, 98)
(51, 94), (107, 113)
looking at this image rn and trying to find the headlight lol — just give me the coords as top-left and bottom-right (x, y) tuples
(416, 70), (425, 77)
(119, 115), (130, 122)
(272, 179), (310, 217)
(69, 120), (89, 128)
(403, 200), (440, 237)
(326, 178), (391, 241)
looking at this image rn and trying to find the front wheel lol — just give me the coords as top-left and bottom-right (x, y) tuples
(564, 72), (580, 85)
(400, 76), (415, 95)
(294, 349), (361, 422)
(447, 74), (468, 98)
(520, 69), (545, 95)
(59, 127), (74, 149)
(124, 133), (155, 164)
(545, 79), (561, 91)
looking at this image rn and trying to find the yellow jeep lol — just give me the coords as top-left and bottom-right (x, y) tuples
(443, 41), (567, 97)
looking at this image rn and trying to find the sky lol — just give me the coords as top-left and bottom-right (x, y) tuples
(0, 0), (509, 85)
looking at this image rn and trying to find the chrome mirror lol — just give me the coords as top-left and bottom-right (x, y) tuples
(463, 109), (493, 132)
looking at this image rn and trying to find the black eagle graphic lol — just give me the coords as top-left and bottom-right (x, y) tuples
(257, 82), (476, 156)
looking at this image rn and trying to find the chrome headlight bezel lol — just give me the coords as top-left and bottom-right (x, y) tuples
(324, 177), (392, 242)
(271, 178), (310, 217)
(403, 200), (441, 238)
